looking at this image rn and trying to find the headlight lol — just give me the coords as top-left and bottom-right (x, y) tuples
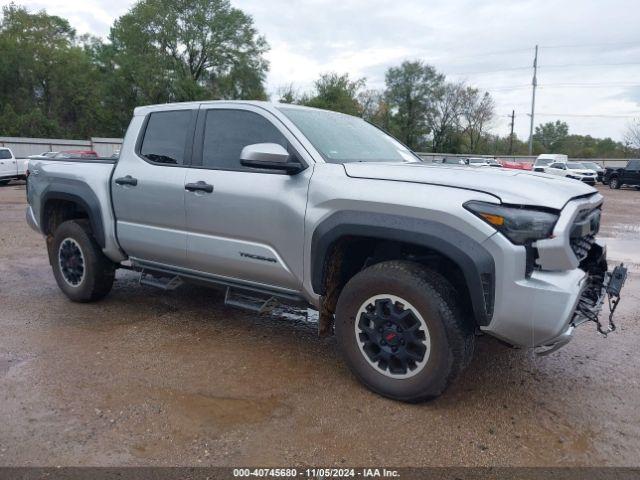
(464, 201), (559, 245)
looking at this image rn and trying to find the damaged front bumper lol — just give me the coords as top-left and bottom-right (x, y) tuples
(536, 243), (628, 355)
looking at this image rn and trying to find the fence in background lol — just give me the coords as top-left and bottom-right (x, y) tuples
(416, 152), (629, 167)
(0, 136), (631, 167)
(0, 136), (123, 158)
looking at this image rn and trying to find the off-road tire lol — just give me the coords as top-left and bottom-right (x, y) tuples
(335, 260), (475, 402)
(609, 177), (621, 189)
(49, 220), (115, 302)
(0, 179), (10, 186)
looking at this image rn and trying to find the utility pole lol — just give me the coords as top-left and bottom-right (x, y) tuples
(508, 110), (515, 155)
(528, 45), (538, 155)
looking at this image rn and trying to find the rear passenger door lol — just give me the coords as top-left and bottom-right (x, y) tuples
(183, 104), (312, 292)
(112, 107), (196, 267)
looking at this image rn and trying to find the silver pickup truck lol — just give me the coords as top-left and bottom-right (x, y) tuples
(25, 101), (627, 402)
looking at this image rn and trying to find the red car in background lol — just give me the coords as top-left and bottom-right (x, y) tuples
(54, 150), (99, 159)
(500, 159), (533, 171)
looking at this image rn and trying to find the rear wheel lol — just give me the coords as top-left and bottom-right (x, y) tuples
(609, 177), (621, 189)
(335, 260), (475, 402)
(49, 220), (116, 302)
(0, 179), (10, 186)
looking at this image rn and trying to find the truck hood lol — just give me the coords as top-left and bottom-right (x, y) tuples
(344, 162), (597, 210)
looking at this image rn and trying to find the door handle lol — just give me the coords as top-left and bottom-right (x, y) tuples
(185, 181), (213, 193)
(115, 175), (138, 186)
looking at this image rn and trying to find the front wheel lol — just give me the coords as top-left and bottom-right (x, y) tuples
(335, 261), (475, 402)
(609, 177), (621, 189)
(49, 220), (116, 302)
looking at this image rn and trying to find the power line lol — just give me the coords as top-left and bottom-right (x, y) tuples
(449, 66), (532, 75)
(539, 82), (640, 88)
(434, 47), (533, 63)
(449, 61), (640, 77)
(536, 113), (639, 118)
(435, 41), (640, 65)
(478, 82), (640, 91)
(539, 61), (640, 69)
(540, 41), (640, 50)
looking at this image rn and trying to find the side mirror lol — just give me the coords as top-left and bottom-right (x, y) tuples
(240, 143), (304, 174)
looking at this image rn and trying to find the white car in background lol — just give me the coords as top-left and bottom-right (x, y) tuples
(546, 161), (597, 185)
(0, 147), (28, 185)
(466, 157), (492, 167)
(580, 161), (605, 183)
(28, 152), (58, 159)
(533, 154), (568, 172)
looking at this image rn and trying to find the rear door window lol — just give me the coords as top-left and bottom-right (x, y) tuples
(0, 149), (12, 159)
(140, 110), (192, 165)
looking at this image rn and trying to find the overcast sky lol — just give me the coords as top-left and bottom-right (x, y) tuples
(6, 0), (640, 141)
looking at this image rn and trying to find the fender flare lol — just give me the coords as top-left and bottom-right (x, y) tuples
(40, 180), (106, 248)
(310, 210), (495, 326)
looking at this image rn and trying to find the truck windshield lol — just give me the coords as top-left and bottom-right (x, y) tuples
(278, 107), (419, 164)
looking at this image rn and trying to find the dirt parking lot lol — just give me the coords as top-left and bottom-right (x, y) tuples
(0, 181), (639, 467)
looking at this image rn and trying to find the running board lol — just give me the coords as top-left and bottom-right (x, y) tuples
(224, 287), (279, 314)
(139, 270), (184, 291)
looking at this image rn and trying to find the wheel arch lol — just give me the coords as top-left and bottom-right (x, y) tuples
(310, 211), (496, 328)
(40, 182), (106, 248)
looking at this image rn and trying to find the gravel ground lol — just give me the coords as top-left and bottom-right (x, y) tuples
(0, 181), (639, 467)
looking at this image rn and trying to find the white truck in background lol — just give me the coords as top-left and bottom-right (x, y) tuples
(0, 147), (28, 185)
(533, 154), (568, 172)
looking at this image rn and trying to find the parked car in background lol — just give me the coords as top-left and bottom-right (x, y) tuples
(533, 154), (568, 172)
(0, 147), (28, 185)
(533, 159), (554, 172)
(538, 153), (568, 163)
(546, 162), (597, 185)
(580, 161), (605, 183)
(465, 157), (492, 167)
(484, 158), (502, 168)
(501, 160), (533, 171)
(28, 152), (58, 159)
(604, 159), (640, 189)
(432, 157), (465, 166)
(54, 150), (99, 159)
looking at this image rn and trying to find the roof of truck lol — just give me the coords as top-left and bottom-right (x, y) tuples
(133, 100), (327, 116)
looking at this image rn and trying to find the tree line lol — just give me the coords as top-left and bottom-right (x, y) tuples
(0, 1), (636, 158)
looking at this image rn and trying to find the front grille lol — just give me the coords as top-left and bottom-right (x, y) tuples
(571, 234), (596, 261)
(570, 207), (600, 262)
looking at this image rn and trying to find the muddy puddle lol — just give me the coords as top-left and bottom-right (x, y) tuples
(601, 237), (640, 272)
(593, 207), (640, 271)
